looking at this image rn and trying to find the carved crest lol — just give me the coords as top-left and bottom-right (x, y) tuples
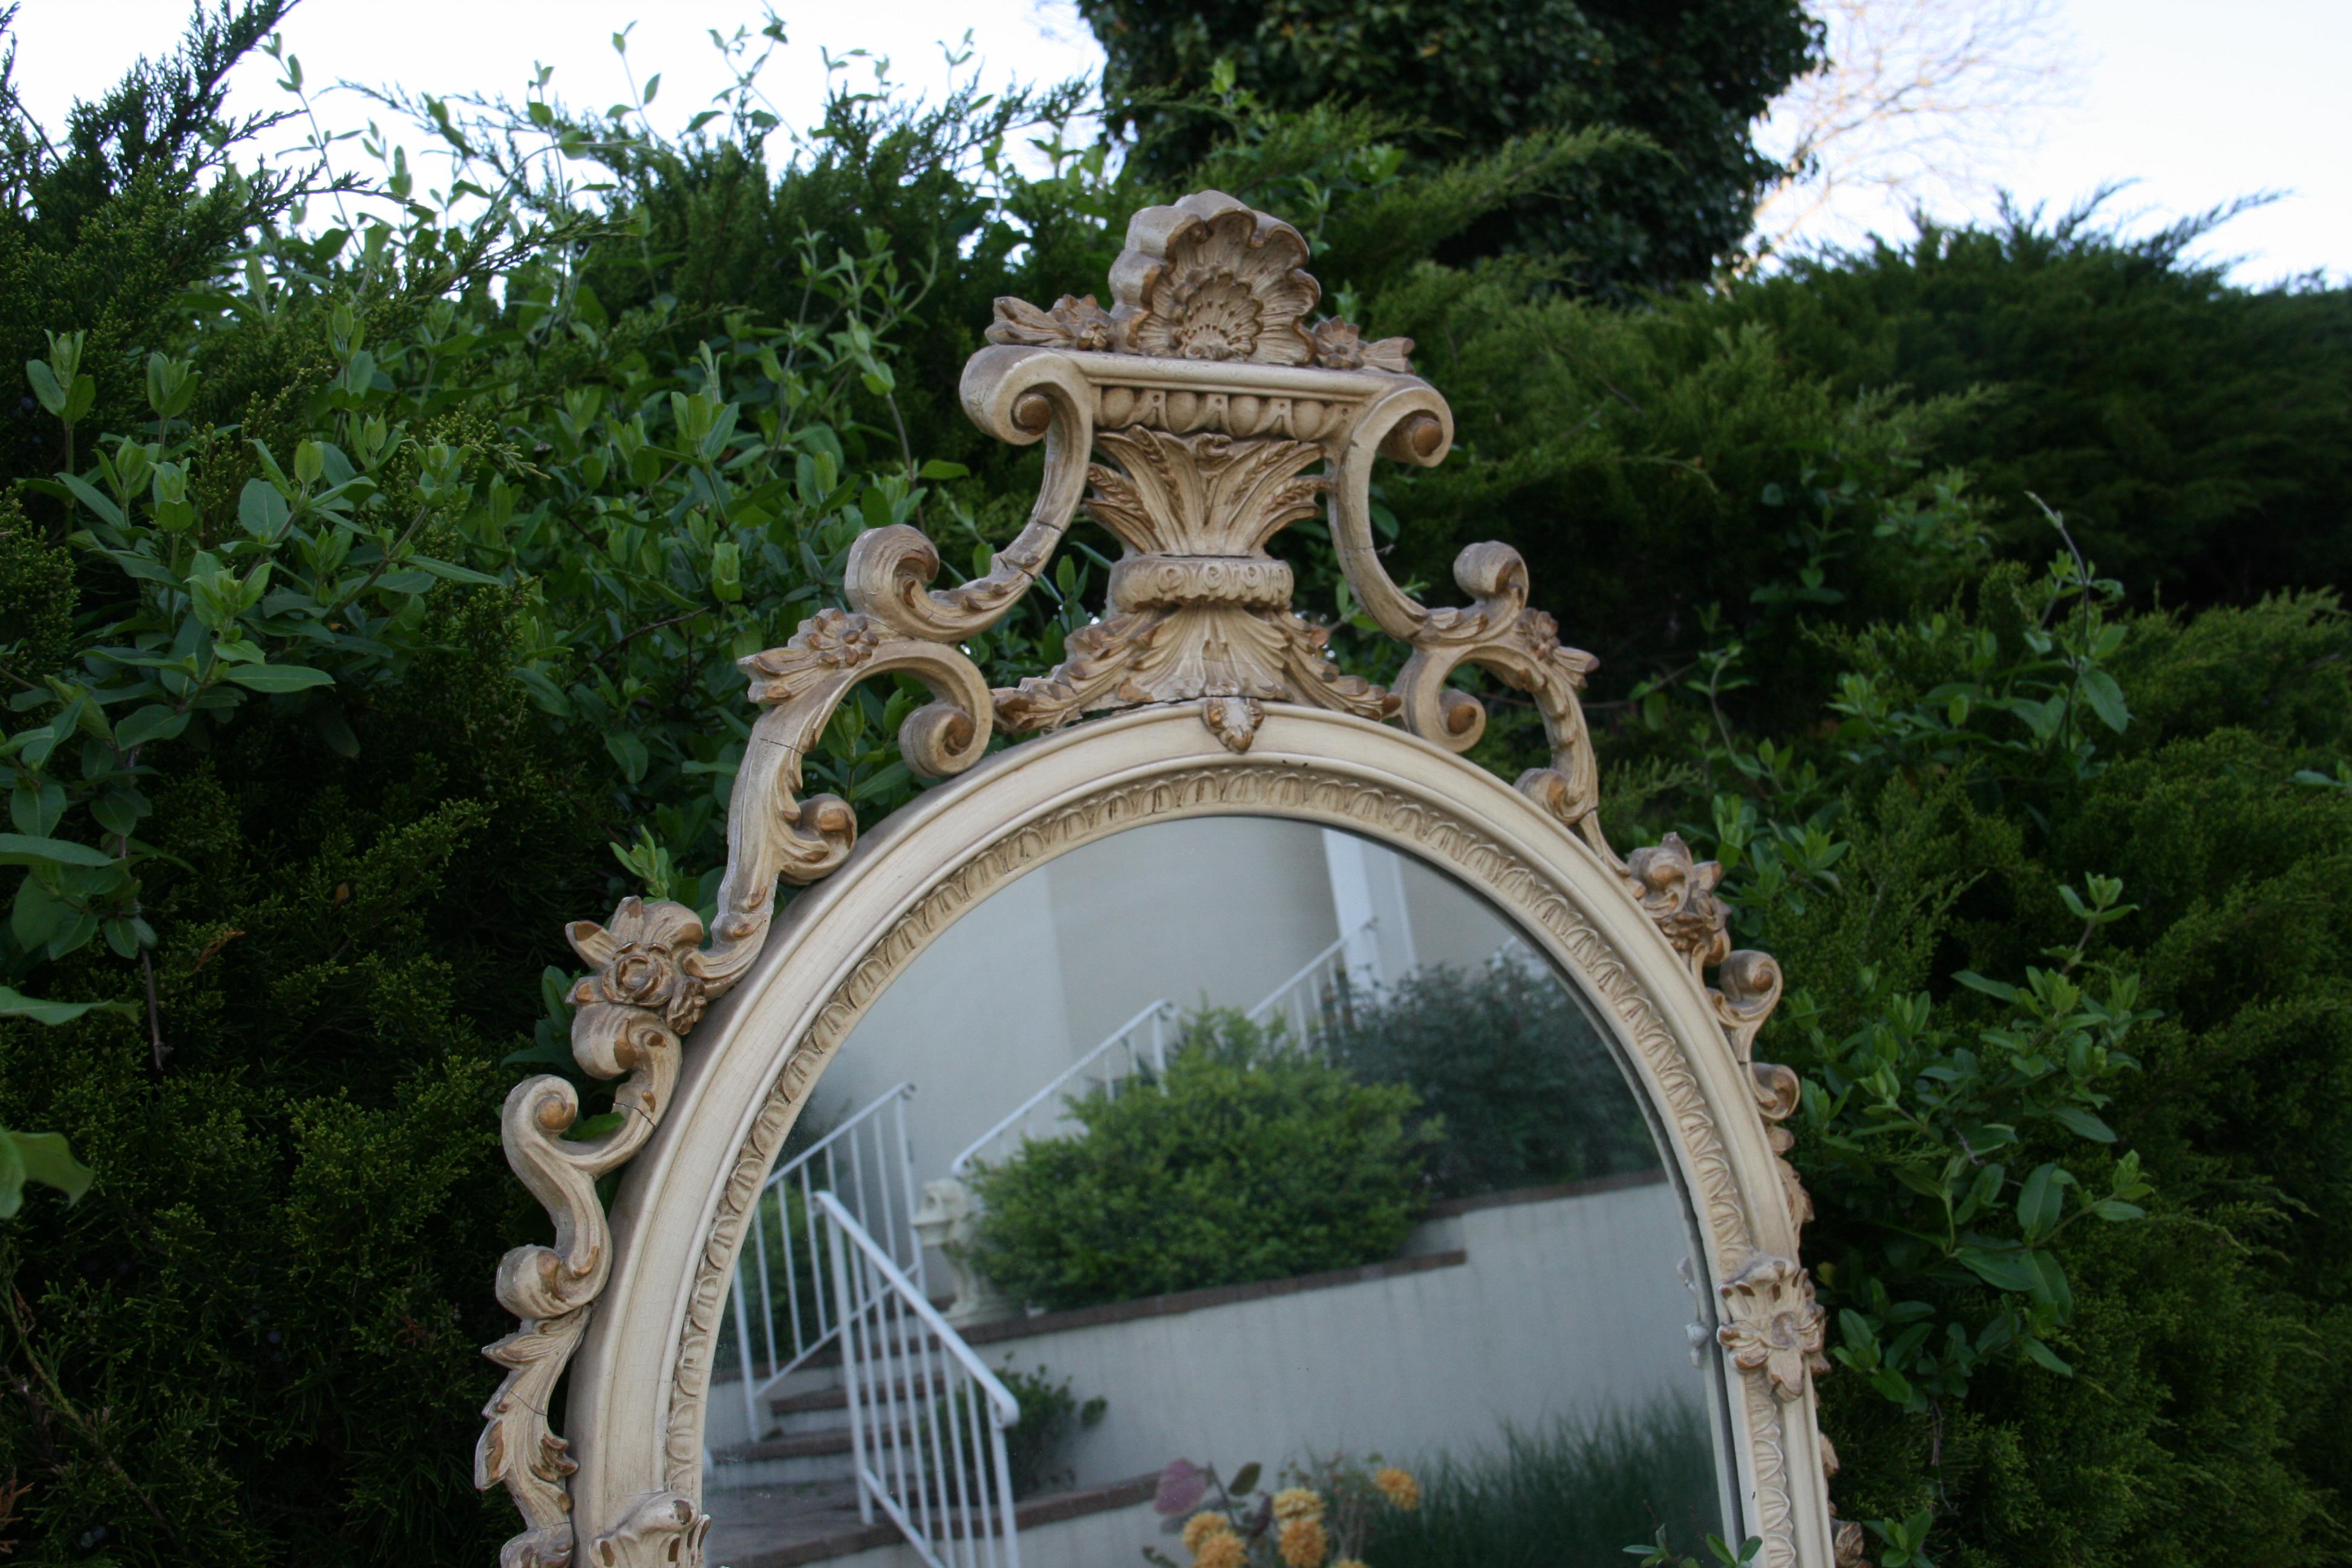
(987, 189), (1413, 371)
(477, 192), (1812, 1568)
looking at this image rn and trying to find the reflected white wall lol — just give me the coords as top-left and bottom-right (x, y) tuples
(991, 1181), (1712, 1495)
(808, 817), (1526, 1187)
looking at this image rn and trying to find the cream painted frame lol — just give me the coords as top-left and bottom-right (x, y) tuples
(590, 707), (1832, 1565)
(474, 191), (1849, 1568)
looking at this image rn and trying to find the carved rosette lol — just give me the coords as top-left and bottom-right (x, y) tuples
(1719, 1252), (1831, 1402)
(482, 189), (1821, 1568)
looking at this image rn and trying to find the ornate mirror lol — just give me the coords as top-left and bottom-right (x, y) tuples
(476, 193), (1841, 1568)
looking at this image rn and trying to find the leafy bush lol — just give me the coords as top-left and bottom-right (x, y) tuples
(1726, 203), (2352, 606)
(993, 1363), (1107, 1499)
(967, 1014), (1427, 1310)
(1328, 961), (1656, 1198)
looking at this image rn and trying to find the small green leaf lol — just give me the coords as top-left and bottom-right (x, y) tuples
(238, 479), (291, 539)
(114, 704), (191, 751)
(1952, 970), (2017, 1002)
(566, 1111), (628, 1140)
(2016, 1161), (2065, 1235)
(0, 1128), (94, 1216)
(605, 731), (650, 785)
(58, 473), (125, 528)
(223, 664), (335, 693)
(408, 556), (504, 586)
(1227, 1462), (1260, 1496)
(2019, 1336), (2075, 1376)
(0, 985), (134, 1027)
(25, 358), (65, 416)
(2079, 668), (2130, 733)
(1955, 1246), (2044, 1294)
(0, 832), (117, 869)
(2050, 1105), (2117, 1143)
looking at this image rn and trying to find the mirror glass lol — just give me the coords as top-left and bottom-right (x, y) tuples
(701, 817), (1730, 1568)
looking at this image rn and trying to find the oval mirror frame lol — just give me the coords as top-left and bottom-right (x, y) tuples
(475, 192), (1843, 1568)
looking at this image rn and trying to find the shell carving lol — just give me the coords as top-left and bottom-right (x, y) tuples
(1111, 192), (1319, 364)
(987, 190), (1412, 371)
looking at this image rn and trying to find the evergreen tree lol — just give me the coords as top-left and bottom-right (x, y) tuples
(1077, 0), (1820, 292)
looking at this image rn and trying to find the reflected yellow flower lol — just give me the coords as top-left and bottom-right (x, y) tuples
(1272, 1486), (1324, 1523)
(1373, 1466), (1419, 1511)
(1278, 1517), (1328, 1567)
(1194, 1530), (1247, 1568)
(1182, 1513), (1232, 1555)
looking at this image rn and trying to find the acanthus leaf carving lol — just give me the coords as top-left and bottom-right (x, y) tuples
(1624, 833), (1732, 978)
(586, 1492), (709, 1568)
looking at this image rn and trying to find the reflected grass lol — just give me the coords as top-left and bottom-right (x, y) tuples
(1365, 1397), (1722, 1567)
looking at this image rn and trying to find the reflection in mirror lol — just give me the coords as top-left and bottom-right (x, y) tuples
(701, 818), (1730, 1568)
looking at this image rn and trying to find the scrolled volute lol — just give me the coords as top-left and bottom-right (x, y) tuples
(479, 603), (989, 1565)
(840, 345), (1096, 646)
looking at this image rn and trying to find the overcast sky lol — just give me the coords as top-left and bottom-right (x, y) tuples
(12, 0), (2347, 285)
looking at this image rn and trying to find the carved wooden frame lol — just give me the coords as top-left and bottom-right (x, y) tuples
(475, 192), (1846, 1568)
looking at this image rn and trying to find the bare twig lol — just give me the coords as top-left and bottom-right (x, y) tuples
(1749, 0), (2085, 258)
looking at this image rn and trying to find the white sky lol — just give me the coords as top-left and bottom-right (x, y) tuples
(11, 0), (2348, 286)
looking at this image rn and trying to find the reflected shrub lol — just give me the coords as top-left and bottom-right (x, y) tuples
(1364, 1399), (1720, 1568)
(967, 1013), (1426, 1310)
(1328, 961), (1658, 1198)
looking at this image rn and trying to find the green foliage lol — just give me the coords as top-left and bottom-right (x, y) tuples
(0, 6), (2346, 1564)
(1079, 0), (1820, 293)
(991, 1363), (1108, 1499)
(1726, 201), (2352, 605)
(0, 1126), (90, 1218)
(1626, 553), (2352, 1562)
(1370, 263), (1993, 732)
(1361, 1400), (1723, 1568)
(968, 1013), (1427, 1310)
(1328, 960), (1655, 1197)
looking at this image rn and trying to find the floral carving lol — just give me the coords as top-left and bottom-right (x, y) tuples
(567, 897), (707, 1035)
(986, 292), (1121, 353)
(1719, 1253), (1829, 1402)
(1201, 694), (1265, 752)
(589, 1492), (709, 1567)
(1750, 1060), (1814, 1230)
(1310, 317), (1414, 373)
(739, 606), (881, 700)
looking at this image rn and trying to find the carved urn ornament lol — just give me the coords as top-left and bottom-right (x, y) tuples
(475, 192), (1842, 1567)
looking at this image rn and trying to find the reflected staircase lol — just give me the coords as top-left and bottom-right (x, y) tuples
(705, 920), (1376, 1566)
